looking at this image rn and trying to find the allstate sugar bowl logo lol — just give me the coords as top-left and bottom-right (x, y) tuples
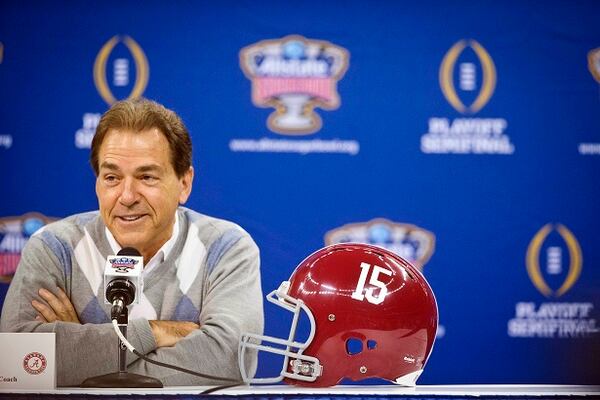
(0, 213), (56, 283)
(508, 223), (598, 338)
(325, 218), (445, 338)
(421, 39), (514, 155)
(0, 42), (13, 150)
(240, 35), (349, 135)
(75, 35), (150, 149)
(324, 218), (435, 272)
(110, 256), (138, 273)
(231, 35), (358, 155)
(588, 47), (600, 84)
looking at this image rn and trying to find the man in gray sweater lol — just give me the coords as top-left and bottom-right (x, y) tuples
(0, 99), (264, 387)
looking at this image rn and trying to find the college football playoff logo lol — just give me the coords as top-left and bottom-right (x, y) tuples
(526, 223), (583, 297)
(439, 39), (496, 114)
(93, 35), (149, 105)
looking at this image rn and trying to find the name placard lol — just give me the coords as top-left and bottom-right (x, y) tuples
(0, 333), (56, 390)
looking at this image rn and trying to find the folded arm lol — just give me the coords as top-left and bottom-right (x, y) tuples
(0, 237), (157, 386)
(125, 234), (264, 385)
(1, 233), (264, 386)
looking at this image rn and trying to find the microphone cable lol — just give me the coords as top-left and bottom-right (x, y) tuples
(111, 319), (245, 394)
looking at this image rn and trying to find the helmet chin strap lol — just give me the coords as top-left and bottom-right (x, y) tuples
(286, 357), (323, 381)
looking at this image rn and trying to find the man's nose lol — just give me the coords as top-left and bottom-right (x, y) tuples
(118, 178), (139, 206)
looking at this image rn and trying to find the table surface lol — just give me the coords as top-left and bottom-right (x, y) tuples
(1, 384), (600, 397)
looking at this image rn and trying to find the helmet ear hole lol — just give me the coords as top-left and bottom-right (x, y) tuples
(345, 337), (363, 355)
(367, 339), (377, 350)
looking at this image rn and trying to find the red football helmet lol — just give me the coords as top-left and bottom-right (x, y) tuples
(239, 243), (438, 387)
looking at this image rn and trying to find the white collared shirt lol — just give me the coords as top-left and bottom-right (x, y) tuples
(104, 213), (179, 320)
(105, 212), (180, 274)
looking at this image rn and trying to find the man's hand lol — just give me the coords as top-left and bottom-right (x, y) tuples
(149, 320), (200, 348)
(32, 287), (81, 324)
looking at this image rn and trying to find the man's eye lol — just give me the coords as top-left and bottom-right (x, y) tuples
(104, 175), (118, 183)
(142, 175), (158, 182)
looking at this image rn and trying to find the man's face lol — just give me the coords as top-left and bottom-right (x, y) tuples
(95, 128), (193, 260)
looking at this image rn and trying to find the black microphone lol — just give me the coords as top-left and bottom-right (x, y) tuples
(103, 247), (144, 319)
(106, 278), (136, 319)
(82, 247), (163, 388)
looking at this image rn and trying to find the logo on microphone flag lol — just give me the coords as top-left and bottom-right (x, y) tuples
(109, 256), (139, 273)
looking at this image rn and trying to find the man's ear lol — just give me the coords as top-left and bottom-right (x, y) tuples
(178, 167), (194, 204)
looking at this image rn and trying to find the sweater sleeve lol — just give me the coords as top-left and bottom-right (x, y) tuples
(125, 233), (264, 385)
(0, 235), (158, 386)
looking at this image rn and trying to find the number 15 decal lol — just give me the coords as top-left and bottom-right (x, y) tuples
(351, 262), (392, 305)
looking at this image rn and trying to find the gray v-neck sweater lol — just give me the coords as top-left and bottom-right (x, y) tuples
(0, 207), (263, 386)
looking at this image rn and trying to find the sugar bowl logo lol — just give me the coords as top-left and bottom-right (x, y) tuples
(325, 218), (445, 338)
(0, 213), (56, 283)
(75, 35), (150, 149)
(578, 47), (600, 156)
(240, 35), (348, 135)
(23, 352), (47, 375)
(588, 47), (600, 84)
(231, 35), (359, 155)
(325, 218), (435, 272)
(109, 256), (138, 273)
(508, 224), (598, 338)
(421, 39), (514, 155)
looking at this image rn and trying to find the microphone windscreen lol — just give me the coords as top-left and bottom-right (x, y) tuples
(118, 247), (141, 257)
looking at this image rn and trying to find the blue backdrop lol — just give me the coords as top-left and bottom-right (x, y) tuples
(1, 0), (599, 385)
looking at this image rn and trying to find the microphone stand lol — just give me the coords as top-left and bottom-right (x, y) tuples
(81, 305), (163, 388)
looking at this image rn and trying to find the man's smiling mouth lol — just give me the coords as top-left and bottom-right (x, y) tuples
(117, 214), (146, 222)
